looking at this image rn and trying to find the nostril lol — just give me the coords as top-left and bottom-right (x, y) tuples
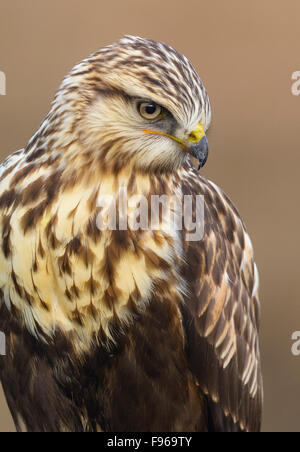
(188, 124), (205, 143)
(188, 131), (198, 143)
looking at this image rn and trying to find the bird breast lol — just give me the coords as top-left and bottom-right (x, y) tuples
(0, 156), (186, 353)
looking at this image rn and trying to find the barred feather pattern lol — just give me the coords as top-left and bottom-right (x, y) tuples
(0, 36), (262, 432)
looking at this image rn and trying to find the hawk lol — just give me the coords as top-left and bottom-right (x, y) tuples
(0, 36), (262, 432)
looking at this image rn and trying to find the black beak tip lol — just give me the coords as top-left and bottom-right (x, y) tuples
(190, 136), (209, 171)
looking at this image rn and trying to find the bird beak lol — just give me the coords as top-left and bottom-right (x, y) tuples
(186, 123), (209, 170)
(143, 122), (209, 170)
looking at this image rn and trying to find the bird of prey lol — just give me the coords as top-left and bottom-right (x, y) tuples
(0, 36), (262, 432)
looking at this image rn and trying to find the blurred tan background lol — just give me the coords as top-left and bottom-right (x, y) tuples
(0, 0), (299, 432)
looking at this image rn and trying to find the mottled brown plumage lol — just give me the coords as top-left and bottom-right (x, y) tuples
(0, 36), (262, 432)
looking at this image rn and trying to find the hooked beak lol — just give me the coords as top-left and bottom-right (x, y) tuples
(185, 123), (209, 170)
(143, 122), (209, 170)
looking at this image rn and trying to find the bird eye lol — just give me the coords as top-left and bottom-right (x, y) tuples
(138, 102), (164, 120)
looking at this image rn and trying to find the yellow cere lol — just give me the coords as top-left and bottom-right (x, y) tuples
(143, 122), (205, 151)
(187, 123), (206, 143)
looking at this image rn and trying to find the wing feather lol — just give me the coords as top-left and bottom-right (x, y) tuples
(181, 165), (263, 432)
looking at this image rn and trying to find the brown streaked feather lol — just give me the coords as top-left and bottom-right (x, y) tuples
(180, 166), (263, 432)
(0, 292), (208, 432)
(0, 36), (261, 432)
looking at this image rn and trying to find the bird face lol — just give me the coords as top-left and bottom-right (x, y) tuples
(49, 36), (212, 173)
(83, 91), (209, 172)
(141, 106), (209, 171)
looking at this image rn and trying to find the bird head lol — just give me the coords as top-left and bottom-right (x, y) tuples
(45, 36), (212, 174)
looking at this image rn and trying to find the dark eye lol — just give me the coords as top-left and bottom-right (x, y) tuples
(138, 102), (164, 120)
